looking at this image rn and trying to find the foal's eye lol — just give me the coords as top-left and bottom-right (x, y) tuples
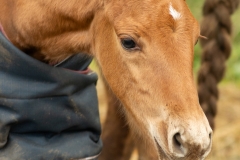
(121, 38), (137, 50)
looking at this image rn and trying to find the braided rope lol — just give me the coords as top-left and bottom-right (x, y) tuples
(198, 0), (239, 129)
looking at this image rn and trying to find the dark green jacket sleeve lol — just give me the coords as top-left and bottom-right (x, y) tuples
(0, 33), (102, 160)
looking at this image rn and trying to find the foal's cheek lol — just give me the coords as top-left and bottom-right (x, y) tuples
(94, 35), (132, 98)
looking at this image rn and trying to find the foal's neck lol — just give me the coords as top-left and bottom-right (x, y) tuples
(0, 0), (103, 63)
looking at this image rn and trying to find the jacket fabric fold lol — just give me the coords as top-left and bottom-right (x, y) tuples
(0, 33), (102, 160)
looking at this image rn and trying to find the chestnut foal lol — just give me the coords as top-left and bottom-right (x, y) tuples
(0, 0), (212, 159)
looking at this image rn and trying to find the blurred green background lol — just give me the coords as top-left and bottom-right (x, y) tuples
(186, 0), (240, 86)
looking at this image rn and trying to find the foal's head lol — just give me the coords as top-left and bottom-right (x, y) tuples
(93, 0), (212, 159)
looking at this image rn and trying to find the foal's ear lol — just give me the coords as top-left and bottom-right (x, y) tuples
(199, 35), (208, 39)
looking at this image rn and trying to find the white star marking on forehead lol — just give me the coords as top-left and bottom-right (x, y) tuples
(169, 3), (181, 20)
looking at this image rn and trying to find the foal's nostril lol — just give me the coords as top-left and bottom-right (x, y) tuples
(208, 132), (212, 148)
(172, 133), (185, 156)
(173, 133), (182, 147)
(209, 133), (212, 139)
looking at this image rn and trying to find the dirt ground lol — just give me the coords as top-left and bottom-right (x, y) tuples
(95, 72), (240, 160)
